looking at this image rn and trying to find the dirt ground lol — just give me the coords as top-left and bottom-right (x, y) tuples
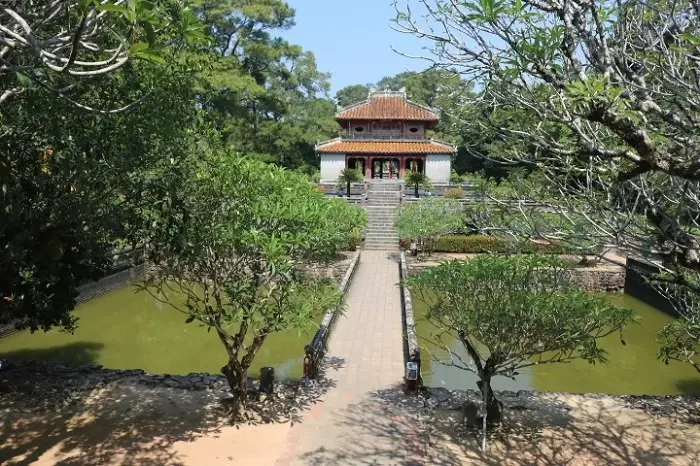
(0, 382), (295, 466)
(424, 392), (700, 466)
(2, 383), (700, 465)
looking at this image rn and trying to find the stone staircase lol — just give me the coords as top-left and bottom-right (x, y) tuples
(363, 181), (401, 250)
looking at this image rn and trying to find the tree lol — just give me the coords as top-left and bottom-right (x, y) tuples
(0, 0), (203, 108)
(335, 84), (370, 108)
(394, 198), (462, 256)
(142, 153), (367, 415)
(0, 2), (203, 331)
(191, 0), (337, 169)
(338, 168), (363, 196)
(405, 171), (430, 198)
(406, 254), (634, 422)
(394, 0), (700, 371)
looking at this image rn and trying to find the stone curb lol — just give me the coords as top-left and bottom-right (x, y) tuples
(400, 251), (421, 383)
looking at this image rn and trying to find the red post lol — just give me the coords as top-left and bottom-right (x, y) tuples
(399, 156), (406, 179)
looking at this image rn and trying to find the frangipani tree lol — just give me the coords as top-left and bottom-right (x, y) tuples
(1, 0), (204, 109)
(143, 153), (367, 415)
(406, 254), (634, 422)
(395, 198), (463, 255)
(395, 0), (700, 372)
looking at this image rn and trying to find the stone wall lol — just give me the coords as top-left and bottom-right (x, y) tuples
(625, 258), (678, 316)
(568, 267), (626, 292)
(75, 264), (146, 305)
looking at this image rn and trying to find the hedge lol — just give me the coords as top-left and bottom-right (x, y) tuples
(402, 235), (601, 255)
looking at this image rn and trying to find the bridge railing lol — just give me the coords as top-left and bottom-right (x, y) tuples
(399, 251), (421, 393)
(303, 248), (362, 380)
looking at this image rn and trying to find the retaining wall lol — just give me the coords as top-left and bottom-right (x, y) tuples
(625, 258), (678, 316)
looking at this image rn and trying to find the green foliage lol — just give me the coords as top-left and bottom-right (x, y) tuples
(1, 0), (341, 333)
(1, 48), (202, 332)
(656, 282), (700, 374)
(191, 0), (338, 169)
(406, 254), (635, 417)
(658, 318), (700, 373)
(444, 187), (466, 199)
(347, 231), (363, 250)
(433, 235), (600, 255)
(338, 168), (363, 195)
(335, 84), (370, 107)
(406, 171), (431, 198)
(143, 153), (366, 410)
(395, 198), (463, 255)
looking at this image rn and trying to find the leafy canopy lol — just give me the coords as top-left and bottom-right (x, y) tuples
(406, 255), (635, 380)
(395, 198), (462, 255)
(143, 152), (366, 410)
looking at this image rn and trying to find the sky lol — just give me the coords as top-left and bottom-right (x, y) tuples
(280, 0), (432, 96)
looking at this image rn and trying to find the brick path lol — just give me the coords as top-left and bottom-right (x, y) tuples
(276, 250), (426, 465)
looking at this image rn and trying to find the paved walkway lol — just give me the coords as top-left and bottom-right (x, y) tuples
(276, 250), (425, 465)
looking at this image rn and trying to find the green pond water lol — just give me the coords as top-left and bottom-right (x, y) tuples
(413, 294), (700, 395)
(0, 285), (318, 379)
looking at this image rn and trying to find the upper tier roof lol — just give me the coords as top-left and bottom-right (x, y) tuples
(336, 91), (440, 122)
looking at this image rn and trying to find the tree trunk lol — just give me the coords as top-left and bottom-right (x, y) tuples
(347, 181), (351, 197)
(477, 377), (502, 425)
(414, 183), (419, 198)
(221, 360), (247, 416)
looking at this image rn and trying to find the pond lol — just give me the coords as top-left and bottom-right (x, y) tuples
(0, 285), (316, 380)
(413, 293), (700, 395)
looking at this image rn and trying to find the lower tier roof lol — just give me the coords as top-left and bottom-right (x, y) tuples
(316, 139), (455, 155)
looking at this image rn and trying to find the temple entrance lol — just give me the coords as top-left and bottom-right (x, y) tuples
(372, 158), (399, 179)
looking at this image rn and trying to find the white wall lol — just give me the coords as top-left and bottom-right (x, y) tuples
(320, 154), (346, 183)
(425, 154), (451, 183)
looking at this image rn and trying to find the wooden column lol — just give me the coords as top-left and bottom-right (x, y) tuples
(400, 156), (406, 179)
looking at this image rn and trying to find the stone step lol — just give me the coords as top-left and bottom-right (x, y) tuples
(365, 237), (399, 243)
(368, 224), (397, 228)
(367, 189), (402, 194)
(365, 230), (398, 236)
(363, 245), (399, 251)
(367, 196), (400, 200)
(364, 237), (399, 244)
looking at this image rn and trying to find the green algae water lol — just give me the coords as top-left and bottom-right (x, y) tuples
(413, 294), (700, 395)
(0, 285), (317, 379)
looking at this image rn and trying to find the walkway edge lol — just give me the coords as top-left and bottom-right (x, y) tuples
(306, 249), (362, 375)
(399, 252), (421, 385)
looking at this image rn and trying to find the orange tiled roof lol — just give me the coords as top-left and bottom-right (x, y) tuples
(316, 139), (455, 154)
(336, 92), (439, 121)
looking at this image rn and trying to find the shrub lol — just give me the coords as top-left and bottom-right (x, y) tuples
(436, 235), (510, 253)
(433, 235), (601, 255)
(444, 187), (466, 199)
(347, 230), (363, 250)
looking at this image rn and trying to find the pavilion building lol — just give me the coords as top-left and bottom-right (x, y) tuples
(316, 90), (455, 185)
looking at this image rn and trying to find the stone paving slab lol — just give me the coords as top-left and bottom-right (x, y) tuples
(276, 250), (425, 465)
